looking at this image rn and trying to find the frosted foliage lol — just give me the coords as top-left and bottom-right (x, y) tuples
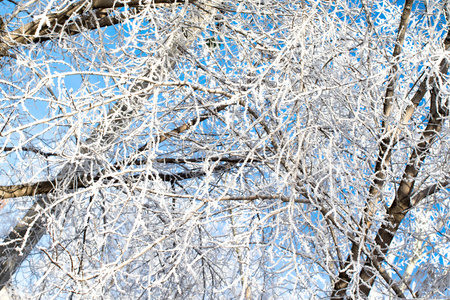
(0, 0), (449, 299)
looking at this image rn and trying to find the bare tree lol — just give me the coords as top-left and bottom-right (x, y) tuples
(1, 0), (450, 298)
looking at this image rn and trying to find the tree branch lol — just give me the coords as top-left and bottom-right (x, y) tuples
(2, 146), (59, 158)
(0, 0), (184, 57)
(367, 252), (406, 299)
(358, 74), (449, 297)
(332, 24), (450, 299)
(332, 1), (415, 296)
(411, 180), (450, 206)
(138, 101), (233, 152)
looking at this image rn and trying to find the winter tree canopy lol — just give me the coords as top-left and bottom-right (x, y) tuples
(1, 0), (450, 298)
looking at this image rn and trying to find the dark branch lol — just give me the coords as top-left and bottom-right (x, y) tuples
(2, 146), (59, 158)
(411, 180), (450, 206)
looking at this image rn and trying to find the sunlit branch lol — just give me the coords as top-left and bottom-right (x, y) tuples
(332, 2), (416, 294)
(362, 0), (413, 237)
(365, 252), (406, 299)
(382, 0), (414, 122)
(411, 180), (450, 206)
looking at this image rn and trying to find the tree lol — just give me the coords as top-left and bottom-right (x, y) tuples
(1, 0), (450, 298)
